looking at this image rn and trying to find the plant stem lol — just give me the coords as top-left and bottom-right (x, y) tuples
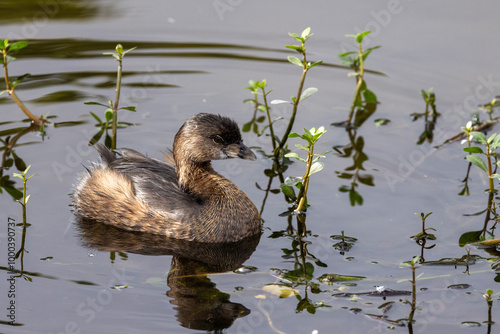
(111, 54), (123, 149)
(2, 50), (43, 124)
(261, 88), (277, 151)
(296, 143), (314, 212)
(486, 147), (495, 193)
(347, 41), (365, 125)
(275, 43), (308, 158)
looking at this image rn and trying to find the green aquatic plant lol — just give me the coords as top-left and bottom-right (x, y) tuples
(13, 164), (35, 281)
(337, 31), (379, 126)
(1, 39), (44, 124)
(281, 126), (328, 212)
(479, 96), (500, 121)
(13, 164), (34, 220)
(85, 44), (136, 149)
(410, 212), (436, 241)
(483, 288), (494, 326)
(271, 27), (322, 158)
(244, 79), (279, 151)
(330, 231), (358, 255)
(463, 131), (500, 194)
(334, 128), (374, 206)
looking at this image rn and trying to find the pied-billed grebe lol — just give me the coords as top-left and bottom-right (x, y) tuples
(73, 113), (261, 243)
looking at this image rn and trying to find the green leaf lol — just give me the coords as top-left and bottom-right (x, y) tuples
(5, 55), (15, 64)
(463, 146), (483, 154)
(9, 41), (28, 52)
(285, 176), (303, 187)
(122, 46), (137, 55)
(374, 118), (390, 126)
(309, 162), (324, 175)
(242, 121), (251, 133)
(308, 60), (323, 69)
(105, 108), (113, 122)
(469, 131), (487, 144)
(299, 87), (318, 102)
(465, 155), (488, 173)
(458, 230), (483, 247)
(85, 101), (110, 108)
(119, 106), (136, 112)
(0, 39), (7, 50)
(487, 133), (497, 144)
(285, 152), (306, 162)
(287, 56), (303, 67)
(363, 89), (377, 104)
(270, 99), (291, 105)
(295, 144), (309, 151)
(286, 45), (303, 53)
(288, 132), (300, 138)
(349, 188), (363, 206)
(338, 51), (356, 58)
(89, 128), (105, 146)
(358, 174), (374, 186)
(280, 183), (296, 199)
(11, 73), (30, 88)
(301, 27), (311, 38)
(89, 112), (103, 125)
(355, 31), (371, 43)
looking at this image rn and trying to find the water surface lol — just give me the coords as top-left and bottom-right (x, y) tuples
(1, 1), (500, 333)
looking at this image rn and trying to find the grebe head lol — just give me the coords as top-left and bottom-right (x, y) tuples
(173, 113), (256, 164)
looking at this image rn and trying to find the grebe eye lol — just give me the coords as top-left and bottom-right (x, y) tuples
(212, 135), (224, 144)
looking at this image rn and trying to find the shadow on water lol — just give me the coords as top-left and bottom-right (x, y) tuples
(0, 0), (110, 25)
(77, 219), (260, 332)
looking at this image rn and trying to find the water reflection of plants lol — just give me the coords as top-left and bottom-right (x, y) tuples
(410, 88), (441, 145)
(334, 31), (380, 127)
(332, 31), (379, 206)
(410, 212), (436, 263)
(269, 215), (331, 314)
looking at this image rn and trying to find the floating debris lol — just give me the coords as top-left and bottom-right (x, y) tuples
(262, 284), (298, 298)
(233, 266), (258, 274)
(448, 284), (471, 290)
(319, 273), (365, 284)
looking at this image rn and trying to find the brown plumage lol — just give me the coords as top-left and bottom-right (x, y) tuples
(73, 113), (261, 243)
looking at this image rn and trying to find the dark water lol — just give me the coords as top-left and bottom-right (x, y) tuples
(1, 1), (500, 333)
